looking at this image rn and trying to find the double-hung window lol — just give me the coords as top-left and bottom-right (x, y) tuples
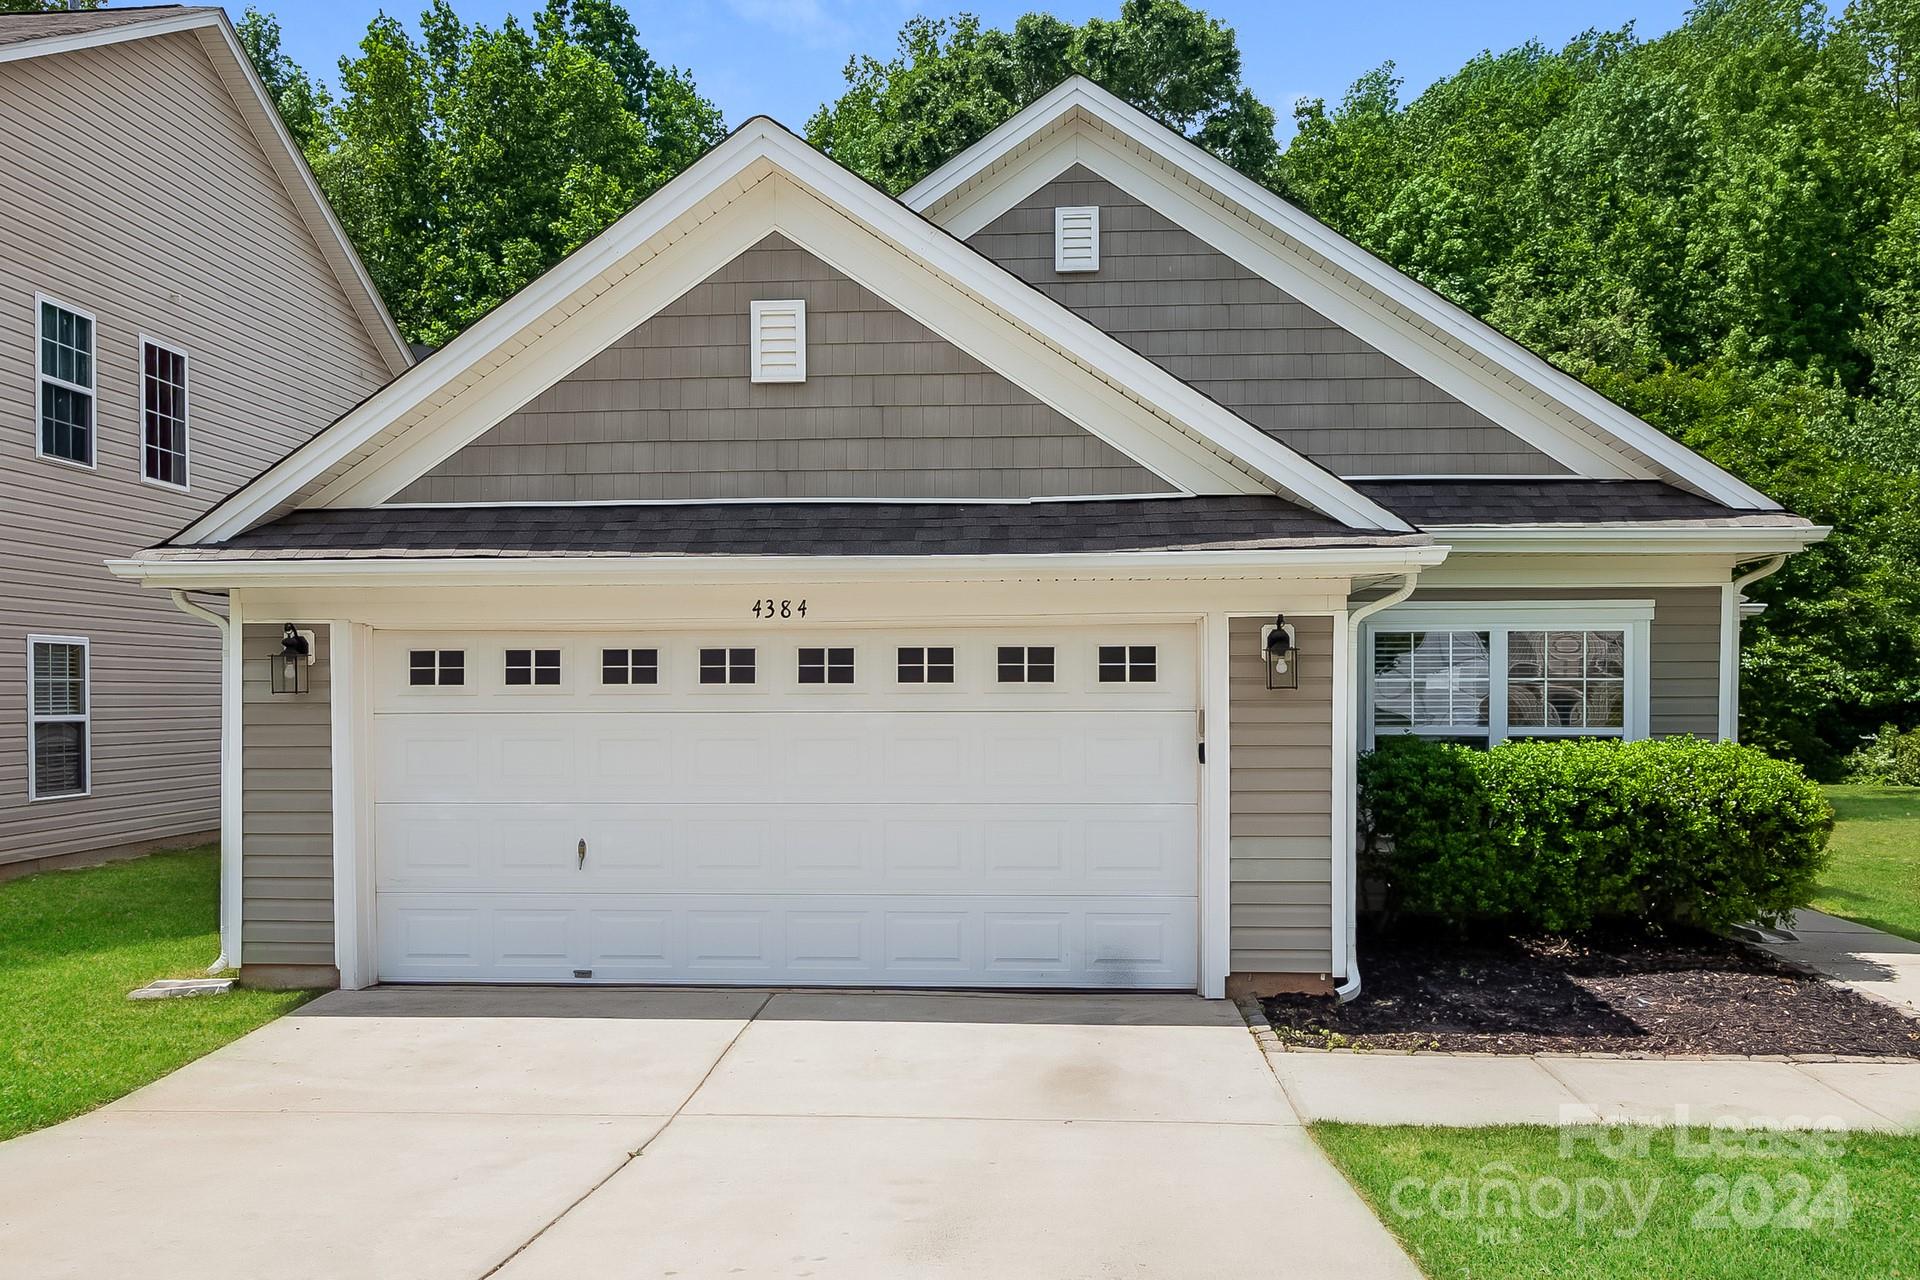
(28, 636), (89, 799)
(141, 338), (189, 488)
(1365, 603), (1652, 747)
(37, 297), (95, 467)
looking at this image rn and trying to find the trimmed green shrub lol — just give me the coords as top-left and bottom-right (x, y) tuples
(1842, 725), (1920, 786)
(1359, 736), (1834, 933)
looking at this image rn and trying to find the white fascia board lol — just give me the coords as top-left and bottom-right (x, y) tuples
(0, 9), (220, 65)
(910, 79), (1778, 510)
(109, 544), (1450, 591)
(183, 121), (1407, 539)
(1434, 525), (1829, 555)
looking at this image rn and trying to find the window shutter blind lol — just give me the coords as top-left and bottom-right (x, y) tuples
(1053, 206), (1100, 272)
(750, 299), (806, 382)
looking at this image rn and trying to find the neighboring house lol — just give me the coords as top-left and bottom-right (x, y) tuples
(0, 7), (411, 878)
(113, 79), (1823, 996)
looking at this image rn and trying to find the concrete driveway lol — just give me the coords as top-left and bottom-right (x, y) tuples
(0, 987), (1416, 1279)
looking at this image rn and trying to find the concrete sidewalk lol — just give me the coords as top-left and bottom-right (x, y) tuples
(1256, 1044), (1920, 1130)
(1755, 908), (1920, 1015)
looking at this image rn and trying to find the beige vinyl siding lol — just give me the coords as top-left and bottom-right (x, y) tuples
(1228, 614), (1334, 975)
(968, 166), (1566, 479)
(1407, 587), (1723, 739)
(240, 623), (333, 969)
(391, 233), (1168, 503)
(0, 34), (392, 866)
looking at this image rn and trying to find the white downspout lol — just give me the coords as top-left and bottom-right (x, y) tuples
(1335, 571), (1422, 1003)
(1719, 556), (1786, 742)
(168, 590), (234, 974)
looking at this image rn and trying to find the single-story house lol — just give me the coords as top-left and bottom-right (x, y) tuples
(112, 78), (1824, 997)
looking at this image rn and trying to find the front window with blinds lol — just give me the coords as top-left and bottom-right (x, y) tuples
(141, 339), (189, 488)
(37, 298), (95, 466)
(28, 637), (89, 799)
(1370, 631), (1492, 741)
(1368, 607), (1649, 746)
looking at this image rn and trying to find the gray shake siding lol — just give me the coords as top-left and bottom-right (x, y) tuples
(393, 233), (1168, 503)
(968, 166), (1566, 479)
(240, 623), (333, 970)
(1410, 587), (1723, 739)
(1228, 615), (1334, 975)
(0, 32), (396, 869)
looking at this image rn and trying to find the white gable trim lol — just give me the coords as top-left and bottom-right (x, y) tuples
(183, 121), (1410, 541)
(0, 9), (413, 376)
(906, 79), (1777, 510)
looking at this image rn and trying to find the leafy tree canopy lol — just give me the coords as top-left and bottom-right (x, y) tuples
(1276, 0), (1920, 773)
(0, 0), (103, 12)
(806, 0), (1280, 193)
(240, 0), (724, 346)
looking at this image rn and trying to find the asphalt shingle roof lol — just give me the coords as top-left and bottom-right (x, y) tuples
(151, 496), (1428, 560)
(1354, 480), (1809, 528)
(0, 5), (200, 48)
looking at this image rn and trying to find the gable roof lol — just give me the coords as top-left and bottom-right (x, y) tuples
(905, 77), (1778, 511)
(0, 5), (411, 377)
(178, 116), (1414, 543)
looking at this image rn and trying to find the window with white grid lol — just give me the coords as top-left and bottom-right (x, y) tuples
(37, 298), (94, 466)
(141, 339), (189, 488)
(28, 637), (89, 799)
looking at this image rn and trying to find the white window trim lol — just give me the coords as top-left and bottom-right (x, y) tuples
(406, 647), (468, 689)
(34, 294), (98, 471)
(1361, 601), (1654, 748)
(749, 299), (806, 383)
(502, 646), (565, 691)
(1053, 205), (1100, 272)
(138, 334), (191, 492)
(26, 634), (91, 801)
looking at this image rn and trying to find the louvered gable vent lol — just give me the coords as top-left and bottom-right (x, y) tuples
(1053, 205), (1100, 272)
(749, 299), (806, 382)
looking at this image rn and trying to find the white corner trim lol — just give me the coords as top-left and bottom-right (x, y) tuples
(181, 121), (1409, 541)
(908, 78), (1778, 510)
(1198, 612), (1232, 997)
(223, 592), (245, 968)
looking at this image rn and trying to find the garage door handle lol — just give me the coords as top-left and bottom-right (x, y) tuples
(577, 838), (587, 870)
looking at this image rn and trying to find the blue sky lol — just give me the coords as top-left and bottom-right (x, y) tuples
(257, 0), (1696, 136)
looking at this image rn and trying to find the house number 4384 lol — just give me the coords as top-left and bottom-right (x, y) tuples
(751, 598), (807, 619)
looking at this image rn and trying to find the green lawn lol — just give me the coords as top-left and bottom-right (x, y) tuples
(1812, 785), (1920, 943)
(1315, 1123), (1920, 1280)
(0, 847), (313, 1141)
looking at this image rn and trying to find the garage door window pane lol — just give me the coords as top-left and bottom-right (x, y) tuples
(1098, 644), (1156, 683)
(998, 645), (1054, 684)
(409, 649), (466, 686)
(700, 647), (754, 684)
(602, 648), (658, 685)
(506, 649), (560, 686)
(897, 646), (955, 684)
(798, 647), (854, 685)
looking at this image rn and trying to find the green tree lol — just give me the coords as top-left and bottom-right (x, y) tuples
(242, 0), (724, 346)
(236, 7), (332, 152)
(806, 0), (1279, 194)
(1278, 0), (1920, 773)
(0, 0), (103, 12)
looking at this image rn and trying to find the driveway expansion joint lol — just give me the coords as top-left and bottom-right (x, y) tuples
(477, 990), (773, 1279)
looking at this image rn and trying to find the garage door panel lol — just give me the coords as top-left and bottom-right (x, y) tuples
(378, 892), (1197, 986)
(372, 626), (1199, 989)
(376, 711), (1195, 806)
(376, 803), (1193, 895)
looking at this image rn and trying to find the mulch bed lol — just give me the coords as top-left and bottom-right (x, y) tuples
(1263, 927), (1920, 1058)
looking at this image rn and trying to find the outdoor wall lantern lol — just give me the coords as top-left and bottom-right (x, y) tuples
(1261, 614), (1298, 690)
(272, 624), (315, 695)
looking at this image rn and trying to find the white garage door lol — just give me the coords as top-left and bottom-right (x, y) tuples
(373, 626), (1198, 988)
